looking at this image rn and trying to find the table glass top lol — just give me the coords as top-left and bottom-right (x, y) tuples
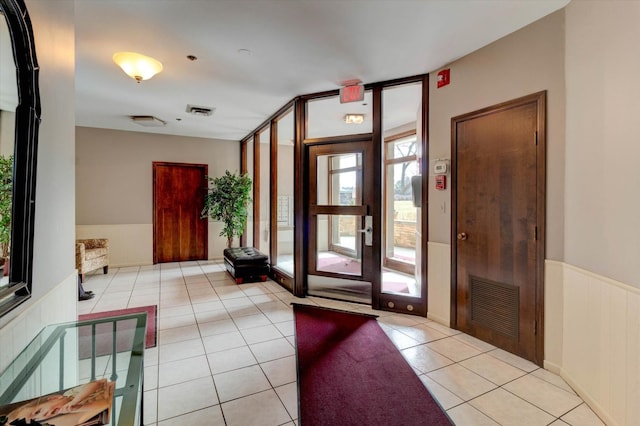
(0, 313), (146, 426)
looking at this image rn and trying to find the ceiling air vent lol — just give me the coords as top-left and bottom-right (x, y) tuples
(130, 115), (166, 127)
(186, 104), (214, 116)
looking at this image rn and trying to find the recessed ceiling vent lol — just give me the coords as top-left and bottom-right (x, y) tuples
(130, 115), (166, 127)
(186, 104), (214, 116)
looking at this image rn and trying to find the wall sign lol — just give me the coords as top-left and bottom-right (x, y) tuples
(437, 69), (450, 88)
(340, 84), (365, 103)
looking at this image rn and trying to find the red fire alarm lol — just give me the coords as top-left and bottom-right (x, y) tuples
(436, 69), (450, 88)
(435, 175), (446, 190)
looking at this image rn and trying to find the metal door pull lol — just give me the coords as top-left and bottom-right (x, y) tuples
(360, 216), (373, 246)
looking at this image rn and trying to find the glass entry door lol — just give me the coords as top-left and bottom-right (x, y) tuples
(307, 141), (378, 304)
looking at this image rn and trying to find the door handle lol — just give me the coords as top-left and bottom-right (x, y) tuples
(457, 232), (468, 241)
(358, 216), (373, 246)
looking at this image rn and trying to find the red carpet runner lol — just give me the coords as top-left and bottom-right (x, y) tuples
(78, 305), (157, 358)
(293, 304), (452, 425)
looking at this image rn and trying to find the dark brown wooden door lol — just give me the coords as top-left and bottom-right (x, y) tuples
(153, 162), (208, 263)
(452, 92), (545, 365)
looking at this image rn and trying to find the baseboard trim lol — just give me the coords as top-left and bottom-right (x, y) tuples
(426, 312), (450, 327)
(543, 360), (561, 375)
(560, 367), (617, 426)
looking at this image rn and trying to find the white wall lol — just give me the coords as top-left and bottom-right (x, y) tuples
(0, 0), (77, 371)
(75, 126), (240, 263)
(426, 4), (640, 424)
(564, 1), (640, 290)
(559, 2), (640, 424)
(428, 9), (566, 256)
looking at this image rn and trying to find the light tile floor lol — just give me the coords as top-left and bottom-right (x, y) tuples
(78, 261), (605, 426)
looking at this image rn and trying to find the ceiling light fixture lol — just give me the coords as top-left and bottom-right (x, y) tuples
(344, 113), (365, 124)
(113, 52), (163, 83)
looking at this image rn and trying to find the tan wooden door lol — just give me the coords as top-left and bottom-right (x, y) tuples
(452, 92), (546, 365)
(153, 162), (208, 263)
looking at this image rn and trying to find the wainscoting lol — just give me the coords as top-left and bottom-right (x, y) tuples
(76, 224), (153, 267)
(0, 272), (77, 374)
(427, 242), (451, 326)
(426, 247), (639, 425)
(76, 223), (229, 267)
(561, 263), (640, 425)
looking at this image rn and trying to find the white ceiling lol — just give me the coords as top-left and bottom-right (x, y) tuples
(73, 0), (570, 141)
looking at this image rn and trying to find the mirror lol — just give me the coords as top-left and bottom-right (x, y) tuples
(0, 14), (16, 287)
(0, 0), (40, 317)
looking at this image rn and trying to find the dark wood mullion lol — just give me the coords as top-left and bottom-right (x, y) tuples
(420, 74), (429, 315)
(293, 98), (306, 297)
(306, 141), (319, 278)
(240, 141), (248, 247)
(369, 87), (383, 308)
(253, 134), (260, 250)
(270, 120), (278, 267)
(304, 133), (372, 146)
(308, 205), (367, 216)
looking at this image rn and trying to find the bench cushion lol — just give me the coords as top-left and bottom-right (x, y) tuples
(223, 247), (269, 265)
(223, 247), (269, 284)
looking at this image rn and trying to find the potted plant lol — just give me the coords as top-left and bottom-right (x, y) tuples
(0, 155), (13, 272)
(202, 170), (252, 248)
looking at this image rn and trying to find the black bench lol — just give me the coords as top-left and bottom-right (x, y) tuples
(223, 247), (270, 284)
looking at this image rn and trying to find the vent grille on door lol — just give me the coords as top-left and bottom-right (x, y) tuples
(470, 276), (519, 339)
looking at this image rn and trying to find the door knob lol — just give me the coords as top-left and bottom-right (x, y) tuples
(457, 232), (468, 241)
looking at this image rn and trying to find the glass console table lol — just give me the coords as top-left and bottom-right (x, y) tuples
(0, 313), (146, 426)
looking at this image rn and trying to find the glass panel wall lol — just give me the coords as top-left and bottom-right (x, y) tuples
(317, 153), (362, 206)
(307, 91), (373, 139)
(243, 139), (254, 247)
(258, 127), (270, 257)
(381, 81), (422, 297)
(316, 214), (362, 276)
(315, 152), (364, 261)
(275, 110), (294, 275)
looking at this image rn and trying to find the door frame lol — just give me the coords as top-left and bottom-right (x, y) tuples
(450, 91), (546, 365)
(304, 135), (381, 303)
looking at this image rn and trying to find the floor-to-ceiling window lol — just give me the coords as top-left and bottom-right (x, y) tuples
(274, 108), (295, 276)
(241, 138), (254, 247)
(257, 127), (270, 256)
(381, 81), (423, 298)
(240, 75), (428, 315)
